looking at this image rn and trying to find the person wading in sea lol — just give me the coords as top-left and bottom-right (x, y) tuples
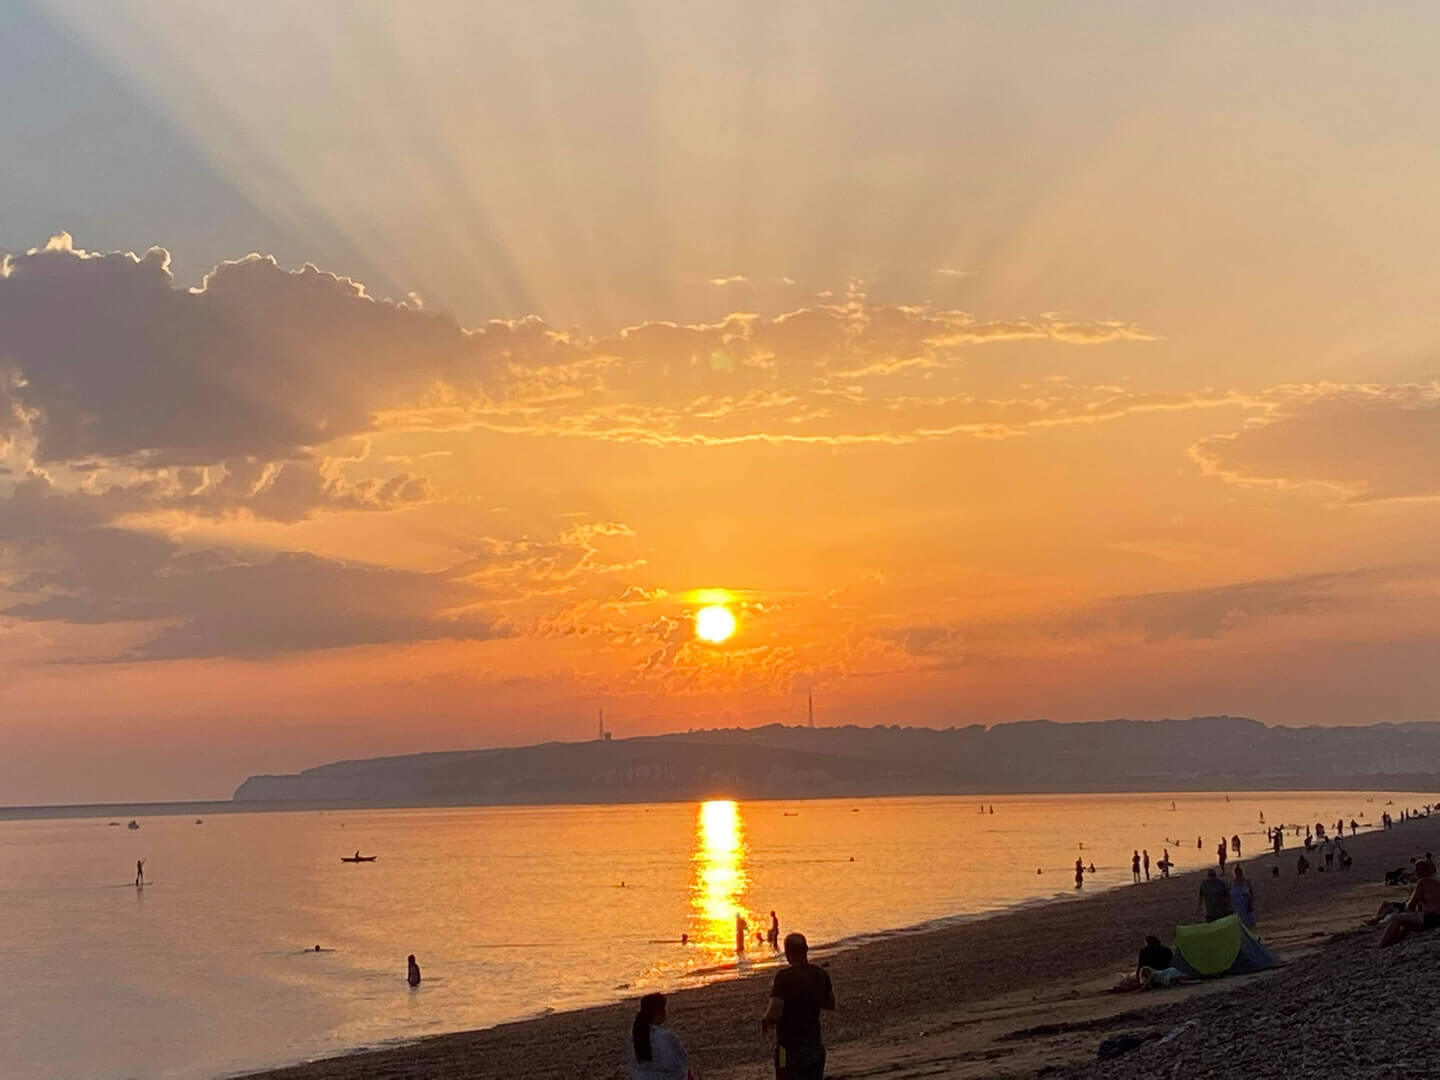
(762, 932), (834, 1080)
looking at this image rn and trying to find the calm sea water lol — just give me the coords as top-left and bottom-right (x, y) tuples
(0, 790), (1424, 1080)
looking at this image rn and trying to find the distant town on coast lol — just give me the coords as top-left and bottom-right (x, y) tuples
(232, 715), (1440, 808)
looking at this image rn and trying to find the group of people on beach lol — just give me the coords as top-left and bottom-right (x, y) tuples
(629, 931), (834, 1080)
(1197, 866), (1256, 926)
(735, 911), (783, 954)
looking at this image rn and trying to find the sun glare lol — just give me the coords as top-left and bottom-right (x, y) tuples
(694, 605), (737, 643)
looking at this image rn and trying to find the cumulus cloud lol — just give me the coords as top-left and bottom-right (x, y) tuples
(1192, 383), (1440, 501)
(1, 238), (1162, 466)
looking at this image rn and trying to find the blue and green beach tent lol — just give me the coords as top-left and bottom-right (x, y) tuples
(1172, 915), (1280, 977)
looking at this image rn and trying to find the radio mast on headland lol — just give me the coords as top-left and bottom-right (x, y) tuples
(808, 690), (815, 727)
(597, 708), (605, 741)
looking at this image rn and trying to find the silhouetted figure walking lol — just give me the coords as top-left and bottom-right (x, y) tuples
(1075, 858), (1085, 889)
(1142, 850), (1151, 881)
(1231, 834), (1241, 857)
(1217, 841), (1227, 872)
(768, 911), (780, 950)
(1131, 851), (1141, 883)
(135, 859), (144, 887)
(407, 954), (421, 987)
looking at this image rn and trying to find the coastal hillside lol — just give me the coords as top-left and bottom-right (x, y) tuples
(233, 716), (1440, 804)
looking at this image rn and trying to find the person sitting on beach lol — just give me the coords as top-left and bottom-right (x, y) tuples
(1198, 869), (1229, 922)
(407, 954), (421, 987)
(762, 933), (834, 1080)
(1137, 935), (1171, 977)
(1230, 867), (1256, 928)
(1380, 861), (1440, 948)
(629, 992), (695, 1080)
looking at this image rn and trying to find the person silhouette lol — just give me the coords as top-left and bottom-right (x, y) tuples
(1075, 857), (1085, 889)
(407, 954), (421, 987)
(1131, 851), (1141, 883)
(768, 910), (780, 950)
(135, 859), (145, 887)
(1142, 850), (1151, 881)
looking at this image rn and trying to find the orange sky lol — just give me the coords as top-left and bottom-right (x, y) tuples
(3, 3), (1440, 802)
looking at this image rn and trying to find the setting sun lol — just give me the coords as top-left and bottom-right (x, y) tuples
(695, 605), (737, 643)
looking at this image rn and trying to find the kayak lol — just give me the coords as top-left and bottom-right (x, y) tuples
(341, 856), (378, 862)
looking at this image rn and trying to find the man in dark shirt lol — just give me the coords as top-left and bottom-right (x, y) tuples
(1197, 868), (1230, 921)
(762, 932), (835, 1080)
(1136, 934), (1171, 977)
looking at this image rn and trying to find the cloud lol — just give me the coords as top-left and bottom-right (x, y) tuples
(1, 239), (1163, 468)
(879, 566), (1431, 660)
(0, 477), (500, 660)
(0, 238), (486, 466)
(1192, 383), (1440, 501)
(0, 474), (645, 661)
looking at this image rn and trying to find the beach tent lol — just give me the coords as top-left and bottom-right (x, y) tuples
(1171, 915), (1280, 977)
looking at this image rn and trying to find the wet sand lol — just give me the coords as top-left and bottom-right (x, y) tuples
(234, 816), (1439, 1080)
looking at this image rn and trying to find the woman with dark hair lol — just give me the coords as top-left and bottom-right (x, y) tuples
(628, 992), (695, 1080)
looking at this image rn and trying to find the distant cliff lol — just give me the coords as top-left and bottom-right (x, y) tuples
(233, 716), (1440, 805)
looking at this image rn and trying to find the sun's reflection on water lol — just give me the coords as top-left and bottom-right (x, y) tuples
(690, 799), (749, 960)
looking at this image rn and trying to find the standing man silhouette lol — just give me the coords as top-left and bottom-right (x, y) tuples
(763, 933), (834, 1080)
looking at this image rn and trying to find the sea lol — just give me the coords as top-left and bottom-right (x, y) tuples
(0, 789), (1428, 1080)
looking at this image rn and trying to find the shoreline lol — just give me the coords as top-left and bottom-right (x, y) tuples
(233, 814), (1440, 1080)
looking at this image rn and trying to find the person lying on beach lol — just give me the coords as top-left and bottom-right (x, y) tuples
(1379, 860), (1440, 948)
(629, 992), (696, 1080)
(1109, 965), (1188, 993)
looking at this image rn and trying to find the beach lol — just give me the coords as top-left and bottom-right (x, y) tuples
(235, 814), (1440, 1080)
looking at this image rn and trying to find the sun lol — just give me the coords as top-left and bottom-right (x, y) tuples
(694, 605), (737, 643)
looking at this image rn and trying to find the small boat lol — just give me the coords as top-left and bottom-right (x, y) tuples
(341, 855), (378, 863)
(194, 819), (204, 824)
(127, 820), (140, 830)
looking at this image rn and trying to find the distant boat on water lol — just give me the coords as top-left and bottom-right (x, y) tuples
(127, 820), (140, 830)
(341, 854), (377, 862)
(194, 818), (204, 824)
